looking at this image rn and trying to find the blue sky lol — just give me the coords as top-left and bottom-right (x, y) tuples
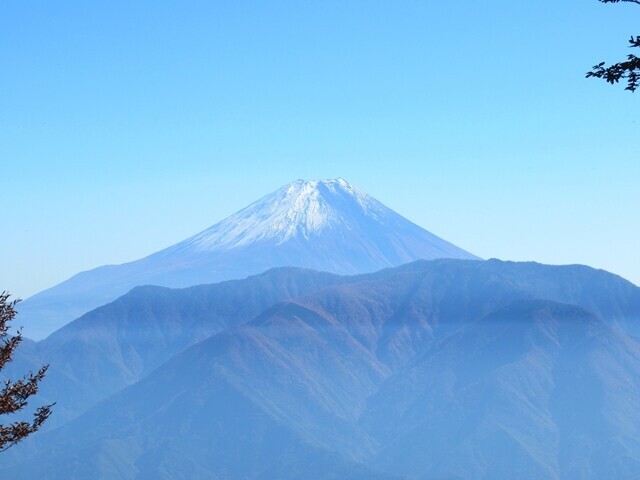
(1, 0), (639, 298)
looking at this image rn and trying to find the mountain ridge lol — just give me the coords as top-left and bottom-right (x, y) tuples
(5, 259), (640, 479)
(17, 178), (478, 339)
(6, 259), (640, 431)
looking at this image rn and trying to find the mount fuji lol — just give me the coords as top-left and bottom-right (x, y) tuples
(18, 178), (478, 339)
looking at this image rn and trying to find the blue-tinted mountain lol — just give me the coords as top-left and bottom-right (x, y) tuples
(4, 259), (640, 479)
(365, 300), (640, 479)
(11, 267), (345, 427)
(18, 179), (478, 339)
(15, 258), (640, 428)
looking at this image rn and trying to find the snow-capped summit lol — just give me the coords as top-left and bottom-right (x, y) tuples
(181, 178), (394, 250)
(18, 178), (479, 339)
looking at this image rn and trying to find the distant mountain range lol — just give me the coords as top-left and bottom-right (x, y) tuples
(4, 259), (640, 480)
(7, 178), (640, 479)
(17, 179), (477, 339)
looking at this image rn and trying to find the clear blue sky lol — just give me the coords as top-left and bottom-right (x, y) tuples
(1, 0), (639, 298)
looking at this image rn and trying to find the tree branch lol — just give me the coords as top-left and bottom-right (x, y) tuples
(0, 292), (53, 451)
(600, 0), (640, 5)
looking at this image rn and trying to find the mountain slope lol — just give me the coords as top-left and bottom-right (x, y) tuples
(365, 300), (640, 479)
(10, 259), (640, 430)
(18, 178), (478, 339)
(13, 268), (344, 428)
(4, 301), (400, 480)
(5, 259), (640, 479)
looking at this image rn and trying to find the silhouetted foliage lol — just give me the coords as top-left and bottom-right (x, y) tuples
(587, 0), (640, 91)
(0, 292), (52, 451)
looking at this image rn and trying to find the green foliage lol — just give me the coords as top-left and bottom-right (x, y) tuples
(0, 292), (52, 451)
(587, 0), (640, 91)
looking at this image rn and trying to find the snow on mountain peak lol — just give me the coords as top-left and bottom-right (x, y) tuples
(183, 178), (388, 251)
(20, 177), (479, 339)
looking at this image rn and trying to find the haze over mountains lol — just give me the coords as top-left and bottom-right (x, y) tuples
(3, 260), (640, 479)
(5, 178), (640, 479)
(17, 178), (477, 339)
